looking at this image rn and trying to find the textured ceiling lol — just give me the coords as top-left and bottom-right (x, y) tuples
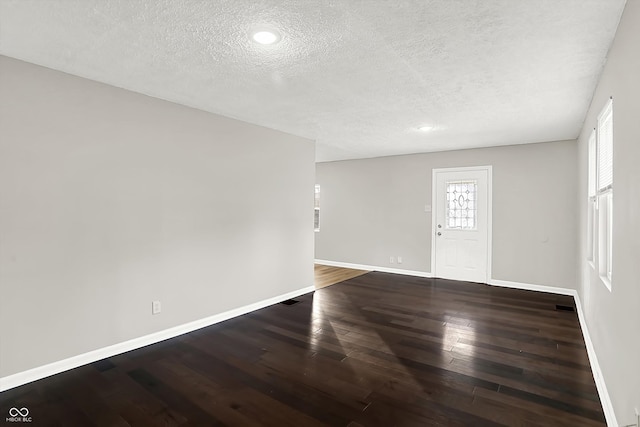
(0, 0), (626, 162)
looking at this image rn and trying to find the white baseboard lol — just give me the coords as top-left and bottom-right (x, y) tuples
(488, 278), (576, 296)
(0, 285), (315, 392)
(573, 292), (618, 427)
(314, 259), (432, 278)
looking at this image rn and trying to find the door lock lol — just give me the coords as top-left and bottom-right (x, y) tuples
(437, 232), (442, 236)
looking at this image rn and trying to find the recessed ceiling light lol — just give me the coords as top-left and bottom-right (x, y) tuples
(417, 125), (433, 131)
(252, 30), (280, 45)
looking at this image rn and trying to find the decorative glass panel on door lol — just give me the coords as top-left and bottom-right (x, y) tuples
(446, 180), (477, 230)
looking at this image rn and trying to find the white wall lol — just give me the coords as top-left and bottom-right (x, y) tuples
(315, 140), (578, 289)
(0, 56), (315, 378)
(576, 0), (640, 424)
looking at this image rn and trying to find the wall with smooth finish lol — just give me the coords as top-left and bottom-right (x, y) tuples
(315, 140), (578, 289)
(0, 56), (315, 378)
(576, 0), (640, 424)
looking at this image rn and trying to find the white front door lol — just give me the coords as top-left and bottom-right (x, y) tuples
(433, 167), (491, 283)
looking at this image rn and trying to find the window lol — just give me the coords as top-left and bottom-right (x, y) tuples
(314, 184), (320, 232)
(597, 192), (613, 283)
(587, 130), (596, 263)
(595, 98), (614, 288)
(597, 99), (613, 193)
(446, 180), (477, 230)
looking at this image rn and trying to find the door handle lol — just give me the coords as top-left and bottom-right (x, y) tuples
(437, 232), (442, 236)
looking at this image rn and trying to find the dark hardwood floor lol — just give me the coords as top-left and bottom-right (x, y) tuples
(0, 272), (605, 426)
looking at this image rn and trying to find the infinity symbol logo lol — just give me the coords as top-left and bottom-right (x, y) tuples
(8, 407), (29, 417)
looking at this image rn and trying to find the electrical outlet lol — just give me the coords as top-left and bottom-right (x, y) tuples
(397, 256), (403, 264)
(152, 300), (161, 315)
(390, 256), (395, 264)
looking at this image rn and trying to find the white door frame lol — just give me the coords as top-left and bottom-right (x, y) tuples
(430, 165), (493, 282)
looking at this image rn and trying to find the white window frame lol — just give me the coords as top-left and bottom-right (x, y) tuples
(595, 98), (613, 290)
(587, 129), (596, 265)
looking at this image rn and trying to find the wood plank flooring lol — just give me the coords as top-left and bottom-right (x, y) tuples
(0, 272), (605, 426)
(314, 264), (370, 289)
